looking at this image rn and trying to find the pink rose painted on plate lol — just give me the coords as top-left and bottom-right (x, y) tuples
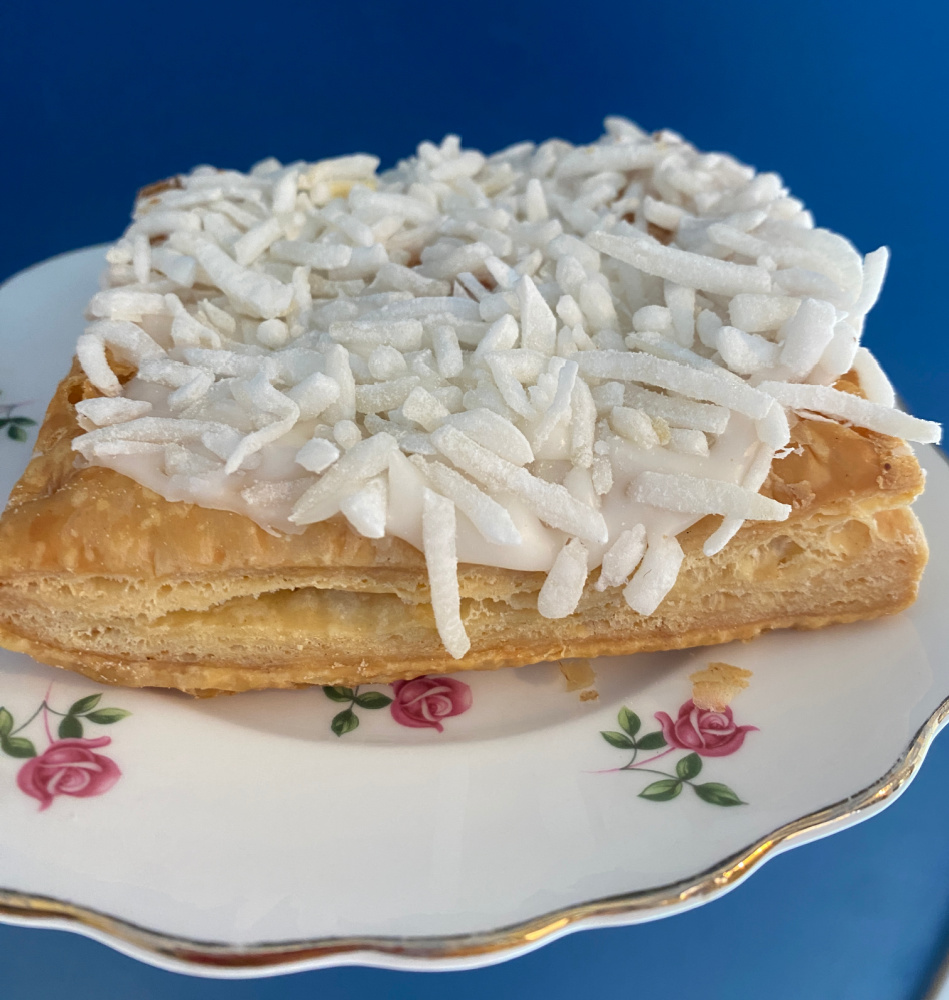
(0, 687), (130, 810)
(390, 676), (473, 732)
(597, 698), (758, 806)
(321, 675), (473, 736)
(17, 736), (121, 811)
(655, 700), (757, 757)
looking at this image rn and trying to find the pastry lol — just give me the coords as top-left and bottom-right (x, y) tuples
(0, 120), (939, 694)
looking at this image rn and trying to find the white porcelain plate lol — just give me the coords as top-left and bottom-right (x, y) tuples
(0, 248), (946, 979)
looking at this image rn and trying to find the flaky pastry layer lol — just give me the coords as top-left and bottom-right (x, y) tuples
(0, 364), (929, 694)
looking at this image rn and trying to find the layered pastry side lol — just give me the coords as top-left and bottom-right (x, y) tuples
(0, 120), (940, 693)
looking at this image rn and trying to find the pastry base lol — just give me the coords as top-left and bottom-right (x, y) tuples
(0, 364), (929, 694)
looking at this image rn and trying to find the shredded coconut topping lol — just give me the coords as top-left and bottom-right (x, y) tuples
(74, 119), (941, 657)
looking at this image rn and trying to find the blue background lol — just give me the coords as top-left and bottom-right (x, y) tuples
(1, 0), (948, 996)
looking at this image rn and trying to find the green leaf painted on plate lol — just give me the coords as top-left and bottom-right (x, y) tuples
(8, 425), (28, 442)
(2, 736), (36, 759)
(354, 691), (392, 709)
(618, 707), (641, 737)
(10, 417), (36, 426)
(639, 779), (682, 801)
(69, 694), (102, 716)
(676, 752), (702, 780)
(634, 731), (667, 751)
(322, 685), (355, 703)
(331, 709), (359, 737)
(58, 715), (83, 739)
(85, 708), (131, 724)
(694, 782), (745, 806)
(0, 708), (12, 737)
(601, 730), (635, 750)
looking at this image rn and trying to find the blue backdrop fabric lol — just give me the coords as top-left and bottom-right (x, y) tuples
(1, 1), (948, 997)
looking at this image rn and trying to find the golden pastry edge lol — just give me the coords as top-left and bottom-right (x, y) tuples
(0, 363), (928, 695)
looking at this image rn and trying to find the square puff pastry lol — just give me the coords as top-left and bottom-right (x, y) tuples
(0, 363), (927, 695)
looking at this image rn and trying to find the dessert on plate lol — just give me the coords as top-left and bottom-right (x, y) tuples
(0, 119), (939, 694)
